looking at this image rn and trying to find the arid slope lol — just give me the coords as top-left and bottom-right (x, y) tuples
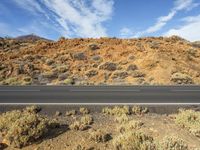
(0, 36), (200, 85)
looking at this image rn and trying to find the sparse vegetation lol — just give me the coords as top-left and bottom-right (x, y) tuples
(113, 131), (157, 150)
(0, 106), (60, 148)
(118, 120), (144, 133)
(174, 109), (200, 137)
(80, 115), (93, 125)
(158, 136), (188, 150)
(102, 106), (130, 116)
(69, 120), (88, 131)
(80, 107), (90, 114)
(66, 110), (77, 116)
(132, 106), (148, 115)
(1, 37), (200, 85)
(114, 114), (129, 123)
(89, 129), (111, 143)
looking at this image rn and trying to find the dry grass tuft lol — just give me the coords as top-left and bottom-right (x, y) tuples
(89, 129), (111, 143)
(66, 110), (77, 116)
(118, 120), (144, 133)
(102, 106), (130, 116)
(114, 114), (129, 123)
(80, 115), (93, 125)
(132, 106), (148, 115)
(113, 131), (156, 150)
(80, 107), (90, 114)
(158, 136), (188, 150)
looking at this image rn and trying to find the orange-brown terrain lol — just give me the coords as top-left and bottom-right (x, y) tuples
(0, 35), (200, 85)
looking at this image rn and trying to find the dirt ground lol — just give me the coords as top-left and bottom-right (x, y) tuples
(1, 106), (200, 150)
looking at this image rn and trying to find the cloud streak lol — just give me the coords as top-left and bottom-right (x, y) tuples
(136, 0), (198, 36)
(11, 0), (114, 38)
(164, 14), (200, 41)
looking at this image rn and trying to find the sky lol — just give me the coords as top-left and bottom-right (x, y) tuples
(0, 0), (200, 41)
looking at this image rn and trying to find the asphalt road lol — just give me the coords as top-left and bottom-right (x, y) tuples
(0, 86), (200, 103)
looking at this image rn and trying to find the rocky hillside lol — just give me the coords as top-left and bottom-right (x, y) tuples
(0, 36), (200, 85)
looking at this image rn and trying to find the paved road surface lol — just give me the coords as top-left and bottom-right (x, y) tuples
(0, 86), (200, 103)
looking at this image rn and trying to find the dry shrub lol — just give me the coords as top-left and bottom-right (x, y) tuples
(80, 107), (90, 114)
(102, 106), (130, 116)
(70, 115), (93, 131)
(66, 110), (77, 116)
(132, 106), (148, 115)
(174, 109), (200, 137)
(158, 136), (188, 150)
(113, 131), (156, 150)
(114, 114), (129, 123)
(118, 120), (144, 133)
(89, 129), (111, 143)
(0, 106), (59, 148)
(69, 121), (88, 131)
(80, 115), (93, 125)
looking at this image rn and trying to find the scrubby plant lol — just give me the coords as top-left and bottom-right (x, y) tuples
(102, 106), (130, 116)
(0, 106), (59, 148)
(118, 120), (144, 133)
(80, 107), (90, 114)
(114, 114), (129, 123)
(80, 115), (93, 125)
(89, 129), (111, 143)
(113, 131), (157, 150)
(132, 106), (148, 115)
(158, 136), (188, 150)
(174, 109), (200, 137)
(69, 121), (88, 131)
(66, 110), (77, 116)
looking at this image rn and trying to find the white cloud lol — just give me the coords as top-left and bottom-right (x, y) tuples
(42, 0), (114, 37)
(135, 0), (198, 37)
(164, 14), (200, 41)
(11, 0), (114, 38)
(120, 27), (133, 38)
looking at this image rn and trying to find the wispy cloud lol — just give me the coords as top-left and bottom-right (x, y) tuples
(164, 14), (200, 41)
(135, 0), (198, 37)
(11, 0), (114, 38)
(42, 0), (114, 37)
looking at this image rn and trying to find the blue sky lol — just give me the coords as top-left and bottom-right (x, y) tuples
(0, 0), (200, 41)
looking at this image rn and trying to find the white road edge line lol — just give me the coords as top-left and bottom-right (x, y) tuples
(0, 90), (41, 92)
(171, 90), (200, 92)
(70, 90), (141, 92)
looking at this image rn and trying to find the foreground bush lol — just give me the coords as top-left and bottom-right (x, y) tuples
(158, 136), (188, 150)
(174, 109), (200, 137)
(0, 106), (59, 148)
(113, 131), (157, 150)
